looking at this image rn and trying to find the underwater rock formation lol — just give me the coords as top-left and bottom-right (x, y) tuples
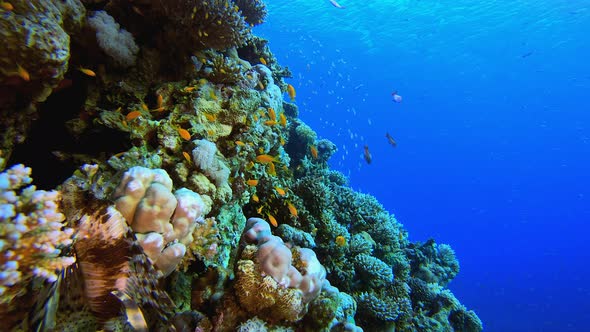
(0, 0), (482, 330)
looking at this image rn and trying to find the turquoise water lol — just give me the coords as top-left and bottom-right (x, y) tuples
(257, 1), (590, 331)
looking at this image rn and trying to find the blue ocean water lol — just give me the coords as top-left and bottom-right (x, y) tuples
(256, 1), (590, 331)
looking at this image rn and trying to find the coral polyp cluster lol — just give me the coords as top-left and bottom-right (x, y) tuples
(0, 160), (74, 318)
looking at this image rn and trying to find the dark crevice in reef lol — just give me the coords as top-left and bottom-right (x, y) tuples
(8, 81), (130, 190)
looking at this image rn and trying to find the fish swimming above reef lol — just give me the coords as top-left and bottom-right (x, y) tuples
(385, 132), (397, 147)
(363, 145), (372, 164)
(329, 0), (345, 9)
(392, 91), (402, 103)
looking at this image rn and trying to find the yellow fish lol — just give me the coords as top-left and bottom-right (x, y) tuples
(335, 235), (347, 247)
(260, 57), (267, 65)
(252, 194), (260, 202)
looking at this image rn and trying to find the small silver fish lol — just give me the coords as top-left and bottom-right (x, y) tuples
(329, 0), (345, 9)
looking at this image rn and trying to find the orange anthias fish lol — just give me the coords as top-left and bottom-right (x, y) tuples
(177, 128), (191, 140)
(16, 64), (30, 81)
(246, 179), (258, 186)
(279, 113), (287, 127)
(182, 151), (192, 163)
(204, 113), (217, 122)
(267, 162), (276, 176)
(275, 186), (286, 196)
(79, 67), (96, 77)
(363, 145), (372, 164)
(385, 132), (397, 147)
(267, 214), (278, 227)
(287, 84), (296, 101)
(267, 107), (276, 121)
(255, 154), (276, 164)
(1, 2), (14, 11)
(287, 202), (298, 217)
(310, 145), (318, 159)
(125, 111), (142, 121)
(235, 140), (246, 147)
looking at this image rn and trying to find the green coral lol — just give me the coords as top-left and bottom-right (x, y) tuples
(353, 254), (393, 288)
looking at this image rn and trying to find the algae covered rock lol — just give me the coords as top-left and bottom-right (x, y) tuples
(0, 0), (85, 102)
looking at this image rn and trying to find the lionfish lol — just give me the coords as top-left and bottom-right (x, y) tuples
(30, 180), (174, 331)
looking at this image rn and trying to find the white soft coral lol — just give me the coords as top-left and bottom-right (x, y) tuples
(87, 10), (139, 67)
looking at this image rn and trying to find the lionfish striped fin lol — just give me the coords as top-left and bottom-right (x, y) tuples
(111, 290), (148, 332)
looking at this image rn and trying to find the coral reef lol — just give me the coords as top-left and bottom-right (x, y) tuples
(0, 0), (482, 330)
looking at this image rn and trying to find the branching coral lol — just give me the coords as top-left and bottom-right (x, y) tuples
(0, 163), (75, 306)
(234, 0), (267, 26)
(156, 0), (253, 51)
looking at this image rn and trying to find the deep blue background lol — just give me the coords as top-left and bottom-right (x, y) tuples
(256, 1), (590, 331)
